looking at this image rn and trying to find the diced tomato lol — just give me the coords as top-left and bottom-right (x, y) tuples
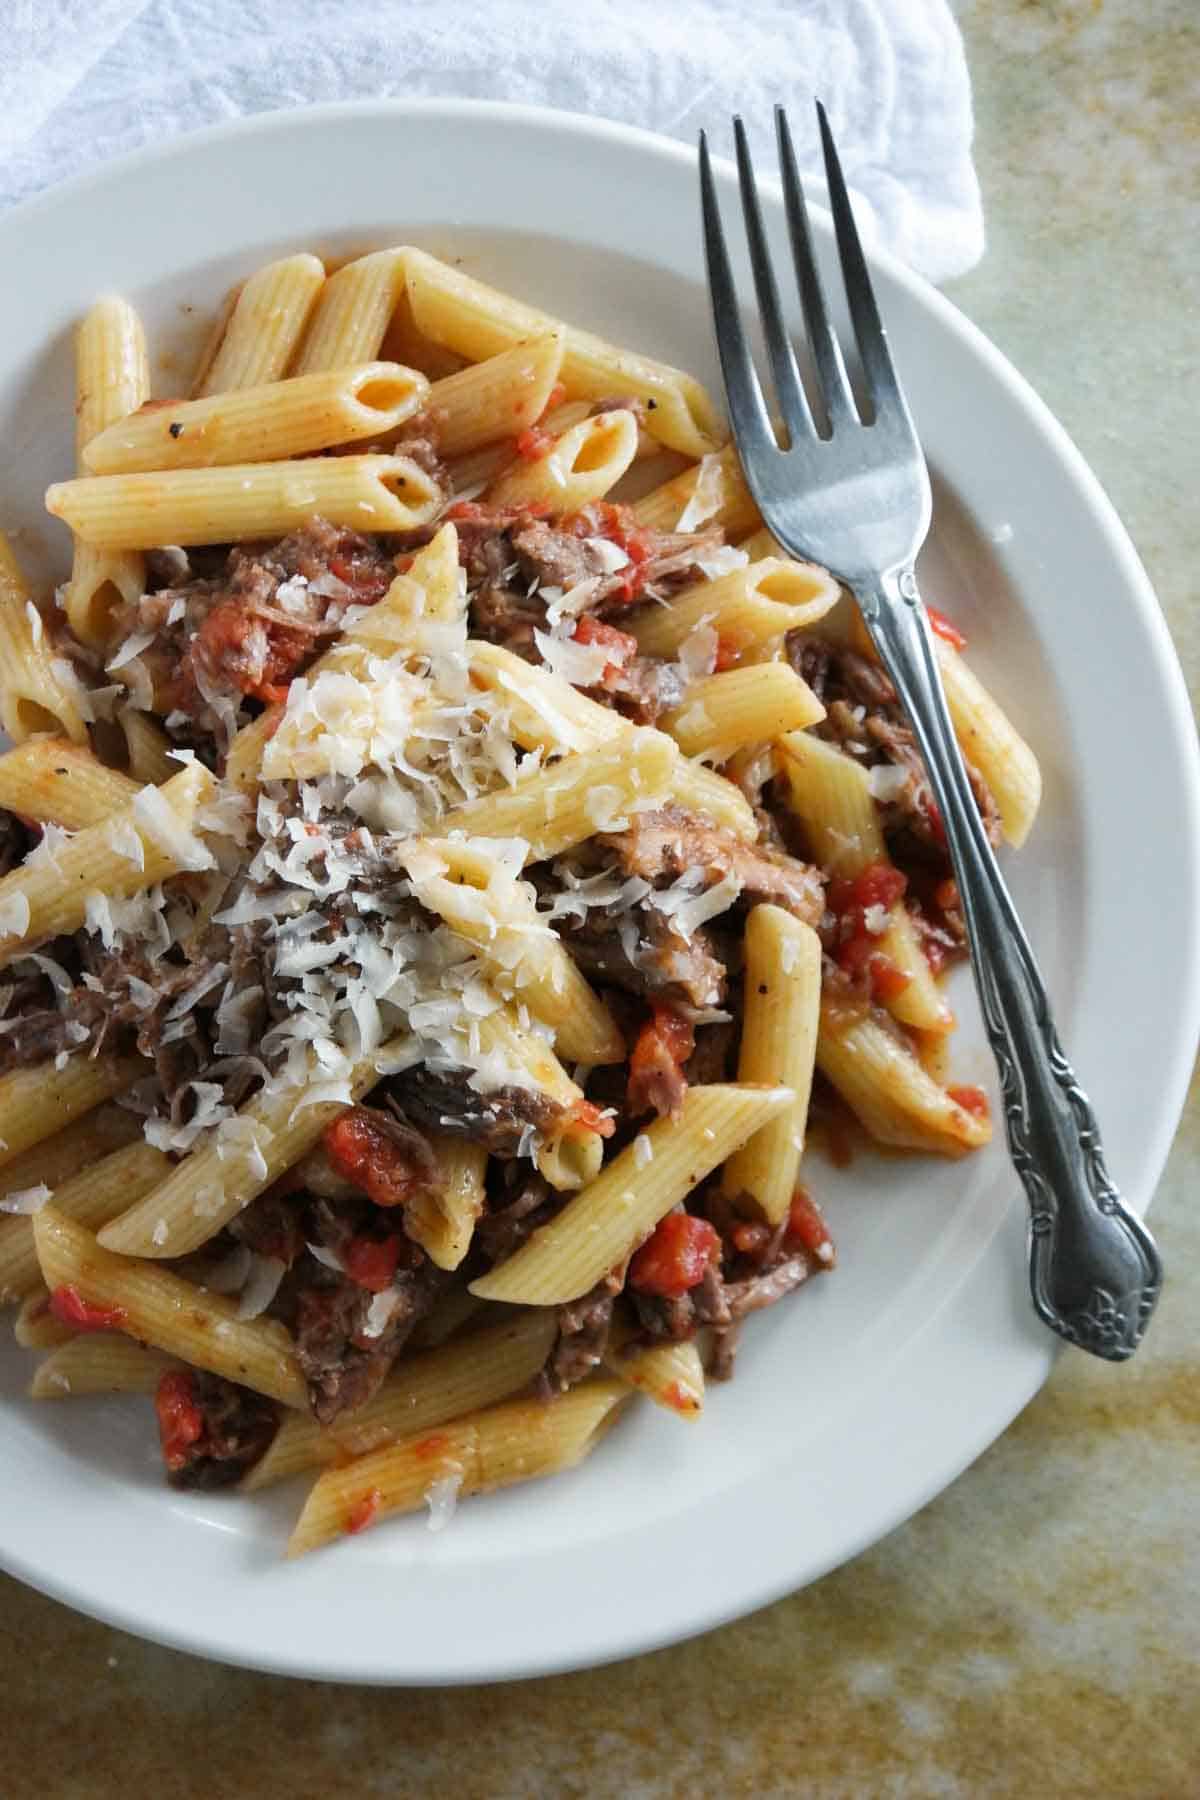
(713, 634), (741, 672)
(731, 1221), (771, 1257)
(627, 1002), (695, 1117)
(927, 606), (967, 652)
(323, 1108), (427, 1210)
(629, 1212), (721, 1298)
(515, 424), (556, 461)
(869, 955), (912, 1002)
(566, 1098), (617, 1140)
(342, 1234), (404, 1293)
(572, 614), (638, 684)
(155, 1369), (204, 1474)
(785, 1187), (836, 1268)
(948, 1084), (990, 1121)
(346, 1487), (383, 1535)
(662, 1380), (701, 1415)
(410, 1432), (451, 1461)
(48, 1285), (128, 1334)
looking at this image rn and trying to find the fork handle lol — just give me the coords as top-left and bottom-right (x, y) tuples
(855, 566), (1162, 1360)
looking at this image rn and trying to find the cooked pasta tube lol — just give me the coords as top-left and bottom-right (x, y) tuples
(399, 837), (624, 1065)
(0, 1054), (145, 1172)
(0, 1140), (170, 1302)
(603, 1312), (705, 1418)
(66, 297), (150, 647)
(775, 731), (951, 1032)
(0, 534), (91, 743)
(14, 1286), (76, 1348)
(243, 1309), (556, 1492)
(660, 664), (825, 760)
(435, 727), (677, 863)
(933, 638), (1042, 848)
(194, 253), (326, 395)
(463, 1005), (604, 1194)
(114, 706), (177, 784)
(402, 247), (723, 458)
(815, 1002), (992, 1156)
(0, 1105), (139, 1210)
(448, 400), (592, 494)
(293, 248), (410, 374)
(33, 1208), (307, 1405)
(471, 1084), (793, 1305)
(403, 1138), (488, 1273)
(629, 556), (839, 660)
(632, 444), (761, 537)
(485, 409), (639, 510)
(409, 1286), (487, 1350)
(720, 908), (821, 1224)
(0, 738), (139, 828)
(97, 1042), (398, 1259)
(425, 333), (565, 456)
(84, 364), (429, 474)
(47, 453), (441, 550)
(0, 762), (214, 970)
(286, 1377), (629, 1556)
(30, 1335), (177, 1400)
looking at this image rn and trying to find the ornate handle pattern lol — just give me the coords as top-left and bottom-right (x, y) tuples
(856, 568), (1162, 1360)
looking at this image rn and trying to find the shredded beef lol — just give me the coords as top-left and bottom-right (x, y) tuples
(0, 810), (36, 877)
(600, 804), (825, 927)
(555, 901), (727, 1012)
(685, 1020), (737, 1087)
(541, 1271), (621, 1396)
(723, 1256), (811, 1318)
(164, 1371), (279, 1491)
(786, 632), (1002, 853)
(474, 1170), (563, 1265)
(388, 1066), (565, 1155)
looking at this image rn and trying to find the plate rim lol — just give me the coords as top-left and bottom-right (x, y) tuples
(1, 95), (1197, 1685)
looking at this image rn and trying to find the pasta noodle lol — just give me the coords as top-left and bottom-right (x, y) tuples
(194, 253), (326, 395)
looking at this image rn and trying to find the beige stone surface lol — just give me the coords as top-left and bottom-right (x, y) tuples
(1, 5), (1197, 1794)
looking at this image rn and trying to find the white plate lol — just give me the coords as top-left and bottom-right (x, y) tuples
(0, 101), (1197, 1686)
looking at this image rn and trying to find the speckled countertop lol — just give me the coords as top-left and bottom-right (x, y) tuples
(2, 4), (1197, 1794)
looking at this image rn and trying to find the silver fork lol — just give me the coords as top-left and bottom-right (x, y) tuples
(699, 103), (1162, 1360)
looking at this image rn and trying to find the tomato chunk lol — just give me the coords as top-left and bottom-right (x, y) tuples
(948, 1084), (990, 1121)
(785, 1187), (836, 1268)
(155, 1369), (204, 1474)
(927, 606), (967, 652)
(515, 424), (555, 461)
(566, 1098), (617, 1140)
(342, 1234), (404, 1293)
(572, 614), (638, 683)
(713, 633), (741, 671)
(629, 1212), (720, 1297)
(346, 1487), (383, 1535)
(628, 1002), (695, 1119)
(323, 1108), (426, 1210)
(48, 1284), (128, 1334)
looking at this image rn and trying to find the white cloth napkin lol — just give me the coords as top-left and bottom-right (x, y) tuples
(0, 0), (983, 282)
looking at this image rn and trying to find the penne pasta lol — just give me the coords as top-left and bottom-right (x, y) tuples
(933, 637), (1043, 848)
(84, 363), (429, 474)
(0, 1054), (145, 1172)
(293, 248), (410, 374)
(243, 1309), (555, 1491)
(194, 253), (326, 395)
(96, 1043), (398, 1259)
(632, 444), (761, 537)
(286, 1378), (628, 1556)
(471, 1084), (794, 1305)
(403, 1137), (488, 1272)
(603, 1311), (706, 1418)
(0, 1104), (140, 1209)
(720, 907), (821, 1224)
(402, 247), (723, 458)
(46, 453), (441, 550)
(436, 727), (677, 863)
(485, 409), (639, 510)
(0, 1140), (170, 1302)
(660, 663), (825, 760)
(425, 333), (565, 456)
(0, 737), (139, 828)
(66, 296), (150, 647)
(0, 762), (214, 970)
(0, 534), (92, 742)
(32, 1208), (307, 1407)
(30, 1334), (177, 1400)
(629, 556), (839, 660)
(399, 836), (624, 1065)
(815, 1000), (992, 1156)
(113, 705), (177, 785)
(14, 1286), (76, 1349)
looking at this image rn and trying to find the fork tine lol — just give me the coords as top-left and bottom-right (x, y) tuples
(815, 101), (905, 424)
(775, 106), (857, 431)
(732, 117), (814, 444)
(698, 130), (777, 460)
